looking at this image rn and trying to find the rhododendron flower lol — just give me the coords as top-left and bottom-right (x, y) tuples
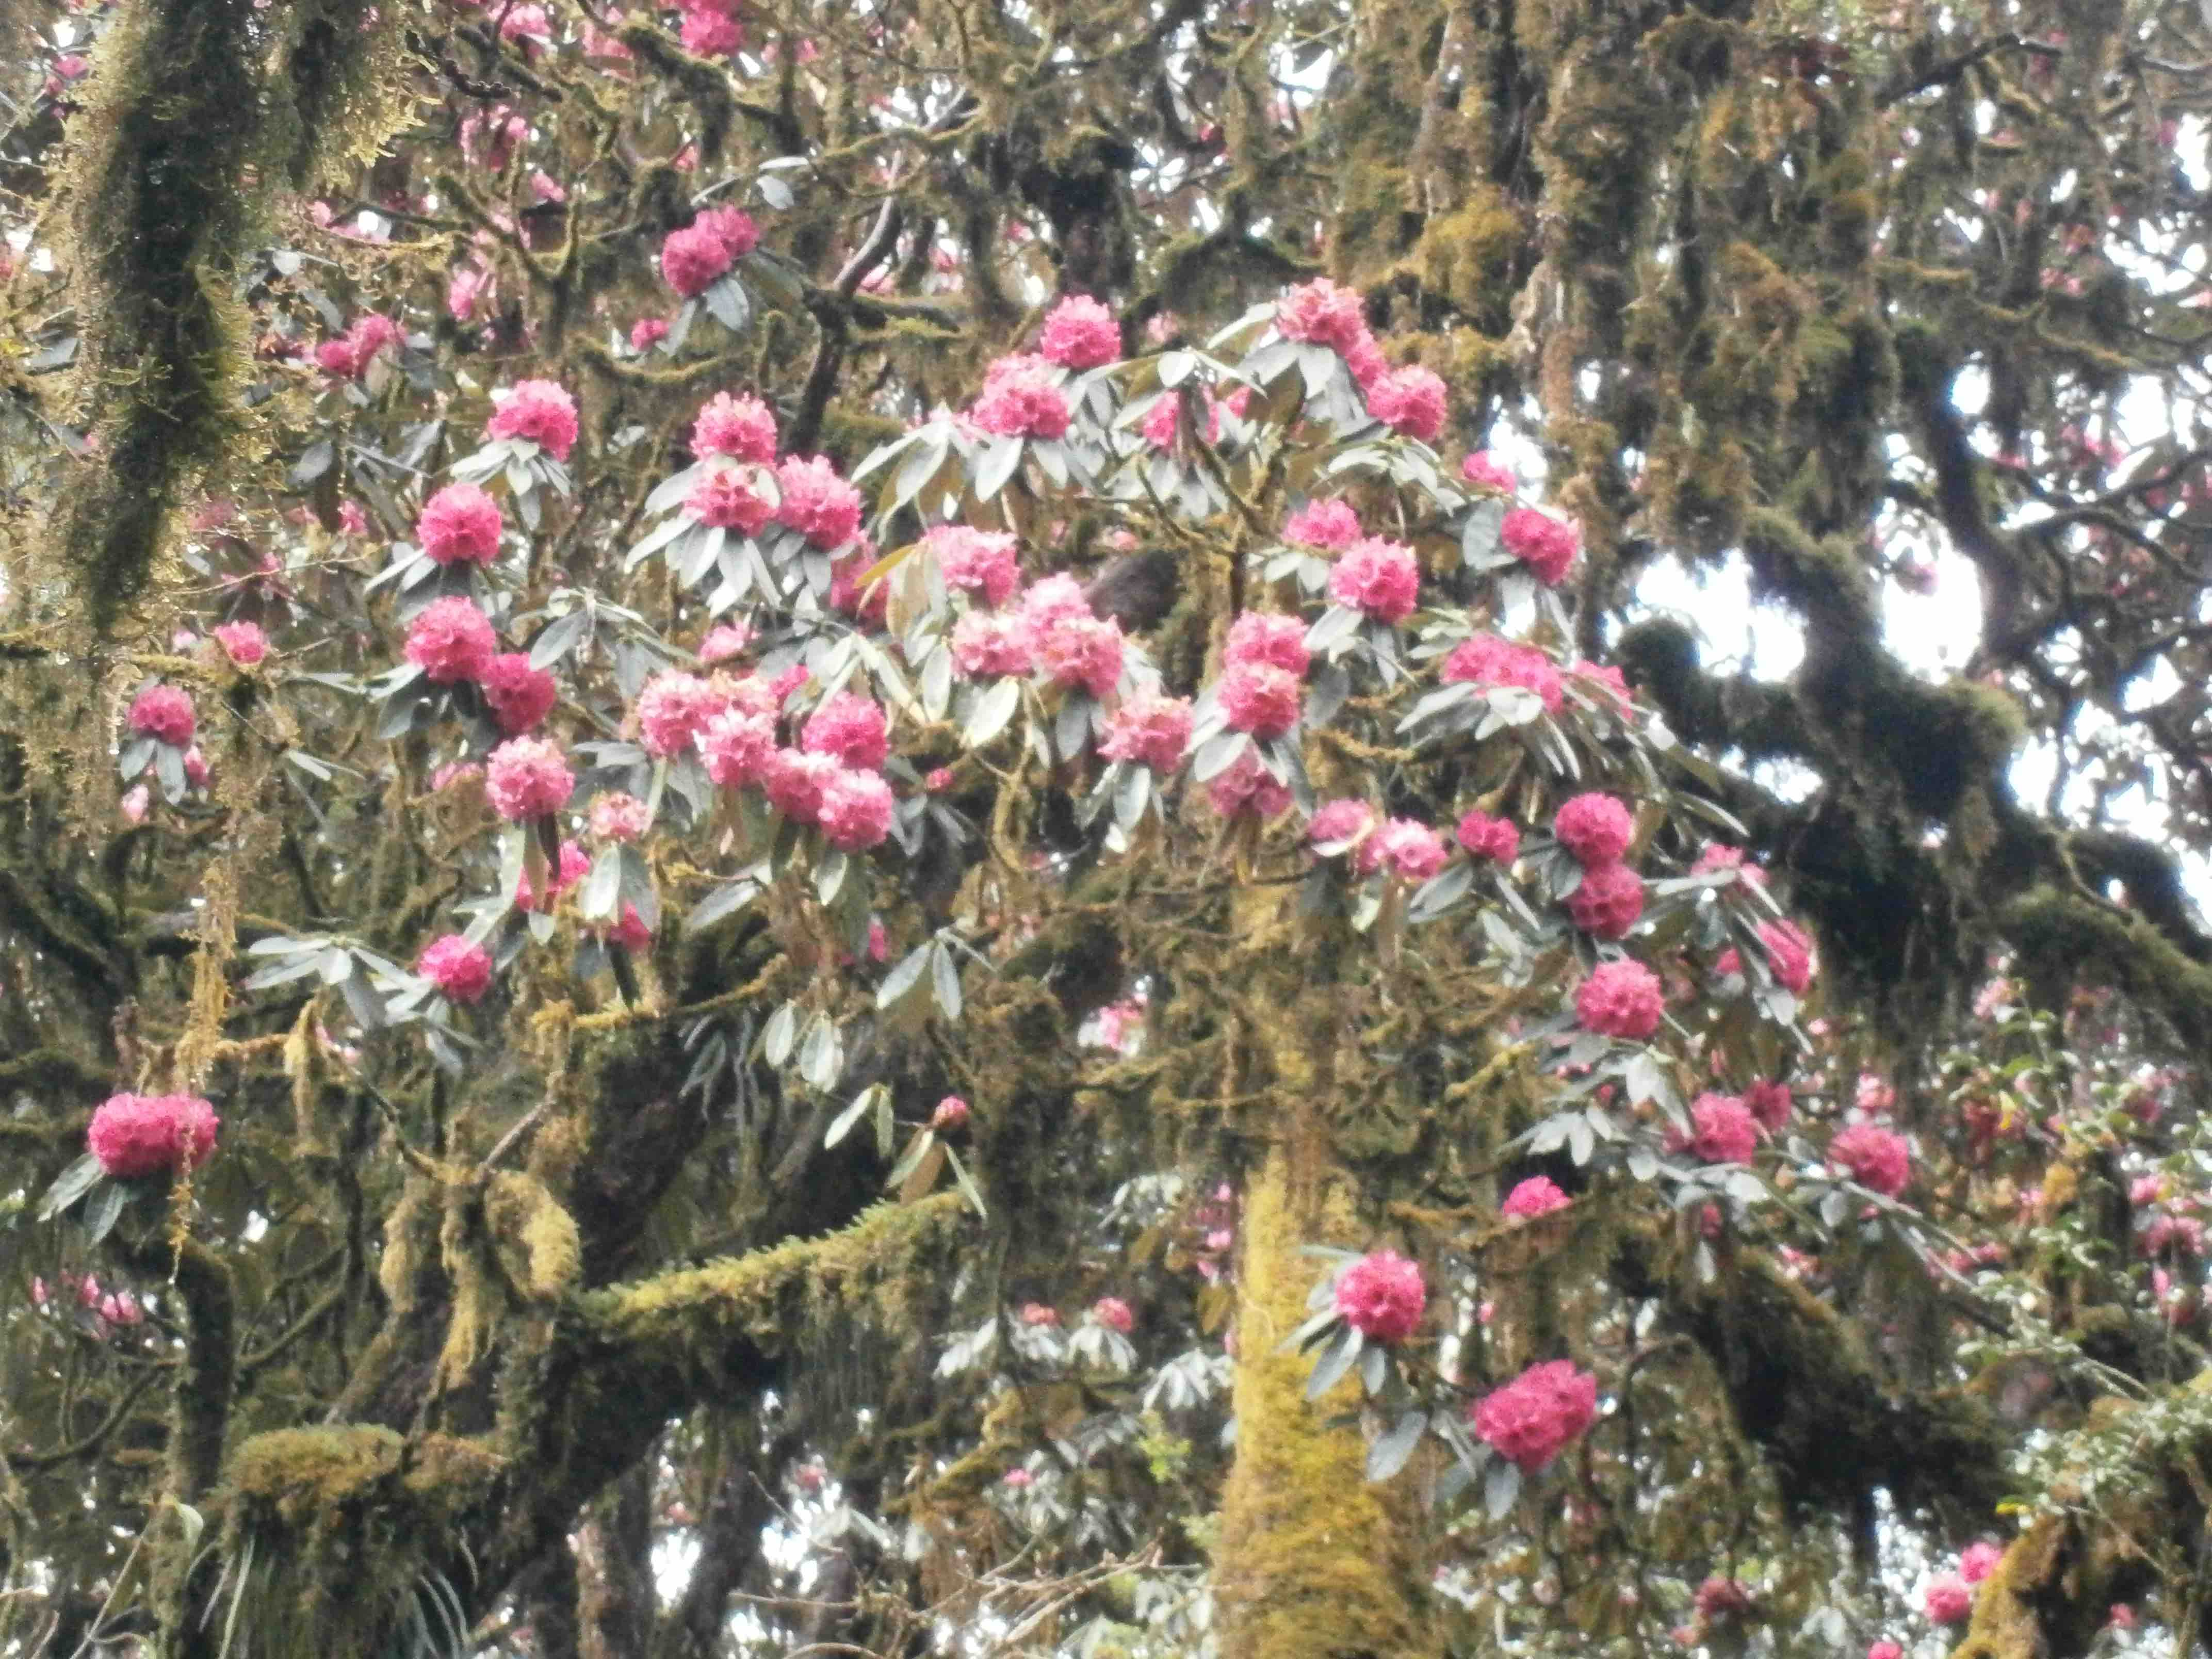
(602, 904), (653, 955)
(1098, 691), (1193, 771)
(418, 935), (494, 1003)
(516, 839), (591, 910)
(1275, 278), (1368, 353)
(1283, 499), (1362, 550)
(1695, 1578), (1753, 1620)
(829, 545), (888, 624)
(405, 597), (497, 684)
(636, 671), (728, 757)
(1365, 364), (1447, 441)
(1036, 615), (1125, 700)
(1503, 1177), (1570, 1219)
(183, 748), (210, 789)
(1441, 633), (1565, 713)
(1472, 1359), (1599, 1472)
(1456, 810), (1519, 864)
(1830, 1121), (1912, 1196)
(1207, 747), (1293, 819)
(1141, 389), (1221, 449)
(924, 525), (1021, 606)
(1869, 1642), (1904, 1659)
(661, 223), (734, 297)
(931, 1096), (970, 1130)
(816, 768), (894, 849)
(447, 267), (490, 321)
(1343, 331), (1387, 392)
(1218, 662), (1302, 738)
(1329, 536), (1421, 623)
(1924, 1577), (1972, 1625)
(1038, 295), (1120, 368)
(698, 623), (752, 664)
(969, 354), (1071, 440)
(1575, 960), (1665, 1039)
(1672, 1093), (1758, 1164)
(1693, 842), (1767, 887)
(697, 702), (776, 788)
(214, 622), (267, 666)
(1461, 451), (1516, 493)
(1553, 793), (1634, 866)
(128, 686), (197, 747)
(119, 785), (151, 824)
(803, 692), (890, 770)
(696, 205), (759, 259)
(1224, 611), (1311, 677)
(692, 392), (777, 463)
(1092, 1295), (1135, 1333)
(762, 749), (841, 823)
(1019, 1303), (1060, 1327)
(1332, 1250), (1425, 1342)
(1759, 920), (1815, 995)
(88, 1093), (220, 1178)
(1361, 819), (1449, 883)
(1745, 1079), (1793, 1132)
(686, 466), (775, 533)
(951, 612), (1037, 679)
(484, 737), (574, 821)
(681, 9), (741, 55)
(480, 653), (557, 735)
(1566, 861), (1644, 939)
(774, 456), (863, 549)
(1308, 798), (1377, 854)
(630, 317), (670, 352)
(1959, 1542), (2003, 1585)
(1502, 507), (1580, 585)
(417, 482), (503, 566)
(487, 380), (579, 461)
(1016, 574), (1091, 631)
(589, 792), (652, 843)
(1002, 1467), (1033, 1488)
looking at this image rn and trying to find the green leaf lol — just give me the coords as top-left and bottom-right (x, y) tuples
(944, 1145), (989, 1218)
(1306, 1325), (1362, 1401)
(886, 1127), (937, 1186)
(1367, 1410), (1428, 1483)
(685, 879), (756, 932)
(930, 941), (963, 1021)
(37, 1152), (105, 1222)
(82, 1179), (129, 1245)
(964, 677), (1022, 749)
(826, 1084), (885, 1149)
(876, 943), (932, 1013)
(579, 845), (623, 922)
(1483, 1458), (1522, 1519)
(762, 1002), (799, 1067)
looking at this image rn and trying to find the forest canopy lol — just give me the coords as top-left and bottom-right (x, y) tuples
(5, 2), (2212, 1657)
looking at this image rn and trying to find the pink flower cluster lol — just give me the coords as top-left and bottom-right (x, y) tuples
(418, 935), (494, 1003)
(660, 223), (733, 297)
(804, 692), (890, 770)
(687, 465), (775, 533)
(1553, 794), (1642, 939)
(128, 686), (197, 748)
(517, 840), (590, 912)
(1502, 1176), (1570, 1219)
(1566, 862), (1643, 941)
(315, 313), (402, 379)
(693, 392), (778, 462)
(1332, 1250), (1425, 1343)
(1575, 960), (1664, 1041)
(1328, 536), (1421, 624)
(1037, 295), (1120, 369)
(1098, 691), (1194, 771)
(1207, 748), (1292, 820)
(1471, 1359), (1598, 1472)
(925, 525), (1021, 606)
(1830, 1121), (1911, 1197)
(1360, 819), (1449, 883)
(1442, 632), (1563, 713)
(1671, 1093), (1758, 1165)
(1365, 365), (1447, 442)
(1456, 810), (1519, 864)
(1092, 1295), (1135, 1333)
(1308, 798), (1376, 854)
(88, 1092), (220, 1178)
(405, 597), (498, 684)
(481, 654), (557, 735)
(1283, 499), (1362, 550)
(1501, 507), (1579, 585)
(214, 622), (268, 666)
(486, 379), (579, 461)
(589, 791), (652, 843)
(1461, 451), (1516, 494)
(969, 353), (1071, 440)
(775, 456), (863, 549)
(417, 483), (504, 566)
(484, 736), (575, 821)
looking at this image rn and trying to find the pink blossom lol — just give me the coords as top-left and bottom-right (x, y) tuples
(88, 1093), (220, 1178)
(816, 768), (894, 849)
(1441, 633), (1564, 713)
(1456, 810), (1519, 864)
(1018, 574), (1091, 631)
(1575, 961), (1665, 1040)
(1365, 365), (1447, 441)
(128, 686), (197, 747)
(1206, 747), (1293, 819)
(1098, 691), (1194, 771)
(1037, 295), (1120, 368)
(697, 704), (776, 788)
(774, 455), (863, 549)
(1019, 1303), (1061, 1327)
(1224, 611), (1311, 677)
(1502, 507), (1580, 585)
(484, 737), (575, 821)
(1141, 390), (1221, 449)
(692, 392), (778, 462)
(680, 9), (741, 53)
(1672, 1093), (1757, 1164)
(1959, 1541), (2003, 1585)
(661, 223), (734, 298)
(1332, 1250), (1425, 1342)
(829, 546), (888, 624)
(630, 317), (670, 352)
(1503, 1177), (1570, 1219)
(1283, 499), (1362, 550)
(803, 692), (890, 770)
(969, 353), (1071, 440)
(119, 785), (150, 824)
(1830, 1122), (1912, 1197)
(762, 749), (841, 823)
(1693, 843), (1767, 887)
(1343, 331), (1387, 391)
(636, 671), (728, 757)
(2110, 1605), (2137, 1631)
(1924, 1577), (1972, 1625)
(589, 792), (651, 843)
(1566, 862), (1644, 940)
(418, 935), (494, 1003)
(1695, 1579), (1752, 1620)
(1329, 536), (1421, 623)
(487, 379), (579, 461)
(686, 465), (775, 533)
(516, 840), (590, 911)
(1471, 1359), (1599, 1472)
(417, 482), (503, 566)
(1553, 793), (1633, 866)
(1856, 1074), (1896, 1114)
(1218, 663), (1302, 738)
(698, 623), (753, 664)
(951, 612), (1037, 678)
(604, 904), (653, 954)
(1760, 919), (1815, 995)
(497, 3), (551, 48)
(1745, 1080), (1793, 1132)
(931, 1096), (970, 1130)
(183, 747), (210, 789)
(924, 525), (1021, 606)
(1092, 1295), (1135, 1333)
(1308, 798), (1378, 854)
(480, 653), (557, 735)
(1362, 819), (1449, 883)
(1461, 451), (1517, 493)
(696, 205), (759, 259)
(405, 597), (498, 684)
(448, 266), (490, 321)
(460, 108), (528, 171)
(213, 622), (267, 666)
(1002, 1467), (1033, 1488)
(1275, 278), (1368, 353)
(1036, 614), (1125, 700)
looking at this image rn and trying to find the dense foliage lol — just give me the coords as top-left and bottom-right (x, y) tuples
(6, 2), (2212, 1656)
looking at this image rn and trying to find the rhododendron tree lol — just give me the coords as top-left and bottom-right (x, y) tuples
(8, 5), (2212, 1659)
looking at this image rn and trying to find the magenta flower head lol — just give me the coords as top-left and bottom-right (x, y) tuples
(1574, 959), (1665, 1040)
(1566, 862), (1644, 941)
(1037, 294), (1120, 369)
(480, 653), (557, 736)
(1328, 536), (1422, 624)
(1332, 1249), (1425, 1343)
(930, 1095), (970, 1131)
(213, 622), (268, 666)
(1274, 278), (1368, 353)
(924, 525), (1022, 607)
(404, 597), (498, 684)
(1098, 691), (1194, 773)
(484, 736), (574, 822)
(1501, 507), (1581, 585)
(1924, 1576), (1973, 1625)
(417, 935), (494, 1004)
(88, 1092), (220, 1179)
(1830, 1121), (1912, 1197)
(128, 686), (197, 749)
(816, 768), (896, 851)
(774, 455), (864, 550)
(1461, 451), (1516, 494)
(802, 692), (890, 771)
(1224, 611), (1311, 677)
(1217, 662), (1302, 739)
(1673, 1093), (1758, 1165)
(1092, 1295), (1135, 1334)
(1502, 1176), (1570, 1219)
(1552, 793), (1634, 866)
(692, 392), (778, 463)
(968, 353), (1070, 440)
(416, 482), (503, 567)
(1759, 919), (1816, 995)
(661, 222), (734, 298)
(1365, 364), (1447, 442)
(1283, 498), (1362, 551)
(1456, 810), (1519, 865)
(486, 379), (579, 461)
(1471, 1359), (1598, 1473)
